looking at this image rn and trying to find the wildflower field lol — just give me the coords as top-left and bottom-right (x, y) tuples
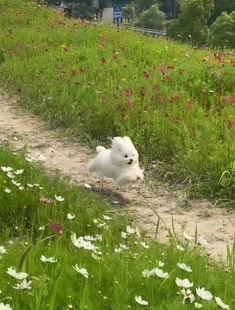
(0, 145), (235, 309)
(0, 2), (235, 308)
(0, 0), (234, 202)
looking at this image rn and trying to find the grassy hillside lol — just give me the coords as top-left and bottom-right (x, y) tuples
(0, 0), (234, 202)
(0, 145), (235, 309)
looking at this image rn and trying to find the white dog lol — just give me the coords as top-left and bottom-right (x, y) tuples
(88, 136), (144, 185)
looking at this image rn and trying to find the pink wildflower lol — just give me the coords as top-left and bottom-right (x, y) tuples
(51, 222), (62, 234)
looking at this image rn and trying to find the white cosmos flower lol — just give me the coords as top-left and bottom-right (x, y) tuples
(140, 241), (149, 249)
(142, 268), (169, 279)
(114, 247), (122, 253)
(14, 169), (24, 175)
(183, 232), (194, 241)
(7, 267), (28, 280)
(4, 188), (11, 194)
(27, 183), (34, 188)
(84, 183), (91, 189)
(84, 235), (102, 242)
(194, 302), (203, 308)
(103, 215), (112, 221)
(0, 302), (13, 310)
(177, 263), (192, 272)
(6, 172), (15, 179)
(175, 278), (193, 288)
(121, 232), (127, 239)
(196, 287), (213, 301)
(40, 255), (57, 263)
(142, 269), (152, 278)
(119, 244), (129, 250)
(0, 246), (6, 254)
(13, 279), (32, 290)
(12, 180), (21, 187)
(91, 252), (102, 260)
(73, 264), (89, 278)
(152, 267), (169, 279)
(38, 226), (45, 231)
(67, 213), (75, 220)
(135, 296), (148, 306)
(181, 288), (195, 304)
(176, 244), (184, 251)
(71, 233), (97, 251)
(157, 260), (164, 267)
(55, 195), (64, 202)
(215, 297), (230, 309)
(126, 226), (136, 234)
(1, 166), (13, 172)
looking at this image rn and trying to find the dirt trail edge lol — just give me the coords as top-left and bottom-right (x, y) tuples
(0, 92), (234, 260)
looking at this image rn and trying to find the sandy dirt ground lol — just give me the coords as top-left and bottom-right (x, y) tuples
(0, 92), (234, 261)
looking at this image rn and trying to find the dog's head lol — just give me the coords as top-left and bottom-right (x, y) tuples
(111, 136), (139, 167)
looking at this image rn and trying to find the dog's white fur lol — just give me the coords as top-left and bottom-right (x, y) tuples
(88, 136), (144, 185)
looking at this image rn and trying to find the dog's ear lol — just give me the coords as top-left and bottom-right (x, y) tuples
(112, 137), (125, 151)
(123, 136), (131, 142)
(112, 137), (123, 146)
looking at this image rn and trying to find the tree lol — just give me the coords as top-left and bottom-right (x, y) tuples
(136, 0), (160, 13)
(135, 4), (165, 29)
(209, 11), (235, 48)
(160, 0), (180, 19)
(167, 0), (214, 45)
(209, 0), (235, 25)
(71, 0), (93, 19)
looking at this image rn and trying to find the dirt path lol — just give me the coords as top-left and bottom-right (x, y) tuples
(0, 91), (234, 260)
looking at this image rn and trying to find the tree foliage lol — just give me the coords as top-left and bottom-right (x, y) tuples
(209, 11), (235, 48)
(71, 0), (93, 19)
(209, 0), (235, 24)
(167, 0), (214, 45)
(136, 0), (160, 13)
(135, 4), (165, 29)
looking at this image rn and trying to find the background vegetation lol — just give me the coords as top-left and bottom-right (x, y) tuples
(0, 0), (234, 203)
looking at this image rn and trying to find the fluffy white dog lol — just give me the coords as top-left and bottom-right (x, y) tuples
(88, 136), (144, 185)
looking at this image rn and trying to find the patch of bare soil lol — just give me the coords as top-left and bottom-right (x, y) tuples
(0, 92), (234, 260)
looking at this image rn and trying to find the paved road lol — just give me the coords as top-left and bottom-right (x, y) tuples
(102, 7), (113, 24)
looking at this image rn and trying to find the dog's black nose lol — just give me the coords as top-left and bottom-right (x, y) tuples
(128, 159), (133, 165)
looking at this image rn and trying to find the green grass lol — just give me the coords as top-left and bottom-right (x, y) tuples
(0, 145), (235, 310)
(0, 0), (234, 202)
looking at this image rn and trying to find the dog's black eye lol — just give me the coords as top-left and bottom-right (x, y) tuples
(124, 155), (128, 158)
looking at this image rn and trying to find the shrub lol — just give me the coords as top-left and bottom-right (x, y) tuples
(135, 4), (165, 29)
(209, 11), (235, 48)
(167, 0), (214, 45)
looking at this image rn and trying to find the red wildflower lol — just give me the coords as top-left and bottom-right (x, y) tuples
(39, 196), (53, 205)
(63, 47), (68, 53)
(151, 84), (159, 91)
(164, 74), (171, 81)
(70, 69), (77, 76)
(101, 57), (106, 64)
(143, 71), (151, 78)
(230, 97), (235, 105)
(169, 95), (179, 102)
(159, 96), (168, 103)
(227, 120), (234, 127)
(187, 101), (193, 110)
(11, 50), (16, 56)
(127, 98), (134, 107)
(51, 222), (62, 234)
(124, 88), (132, 97)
